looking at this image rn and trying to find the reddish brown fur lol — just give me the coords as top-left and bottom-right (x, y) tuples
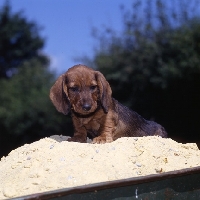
(50, 64), (167, 144)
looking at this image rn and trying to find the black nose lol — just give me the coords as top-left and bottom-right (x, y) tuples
(82, 104), (91, 111)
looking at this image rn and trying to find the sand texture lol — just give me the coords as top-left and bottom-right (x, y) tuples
(0, 135), (200, 199)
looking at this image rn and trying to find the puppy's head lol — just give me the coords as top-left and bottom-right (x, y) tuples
(50, 64), (112, 115)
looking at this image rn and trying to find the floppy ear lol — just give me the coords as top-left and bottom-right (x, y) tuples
(49, 74), (70, 115)
(95, 71), (112, 113)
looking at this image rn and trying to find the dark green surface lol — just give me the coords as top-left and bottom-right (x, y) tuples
(51, 172), (200, 200)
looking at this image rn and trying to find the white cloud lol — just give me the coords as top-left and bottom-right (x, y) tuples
(48, 54), (72, 75)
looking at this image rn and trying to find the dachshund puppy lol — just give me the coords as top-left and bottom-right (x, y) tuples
(50, 64), (167, 144)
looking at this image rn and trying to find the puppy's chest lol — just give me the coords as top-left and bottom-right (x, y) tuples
(83, 118), (101, 129)
(84, 119), (101, 137)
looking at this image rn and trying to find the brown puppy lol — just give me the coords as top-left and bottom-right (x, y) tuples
(50, 64), (167, 143)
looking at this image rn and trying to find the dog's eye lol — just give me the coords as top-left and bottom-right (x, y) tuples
(69, 86), (79, 92)
(90, 85), (97, 91)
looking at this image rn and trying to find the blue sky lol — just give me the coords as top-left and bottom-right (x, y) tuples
(0, 0), (133, 75)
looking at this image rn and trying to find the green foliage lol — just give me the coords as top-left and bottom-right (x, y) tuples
(0, 2), (73, 157)
(82, 0), (200, 138)
(86, 0), (200, 97)
(0, 59), (68, 138)
(0, 1), (49, 78)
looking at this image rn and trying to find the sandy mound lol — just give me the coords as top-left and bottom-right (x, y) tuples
(0, 135), (199, 199)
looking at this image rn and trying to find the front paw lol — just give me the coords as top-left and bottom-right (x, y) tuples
(67, 136), (86, 143)
(92, 136), (113, 144)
